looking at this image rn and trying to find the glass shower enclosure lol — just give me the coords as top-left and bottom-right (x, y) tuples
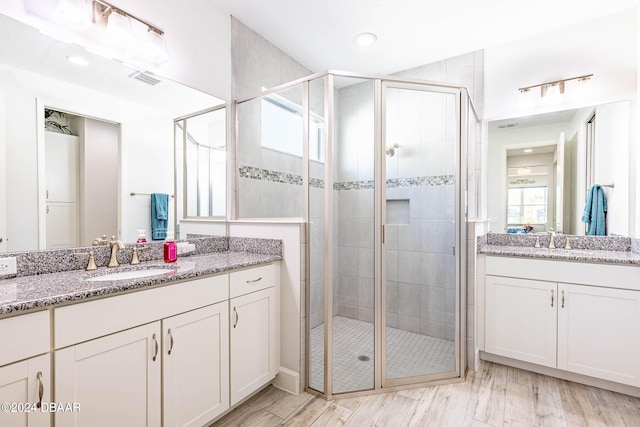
(235, 71), (479, 397)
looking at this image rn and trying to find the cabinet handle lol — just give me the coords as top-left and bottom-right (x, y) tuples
(36, 371), (43, 408)
(246, 277), (262, 284)
(233, 307), (239, 328)
(168, 328), (174, 355)
(561, 290), (565, 308)
(550, 290), (554, 307)
(152, 333), (158, 361)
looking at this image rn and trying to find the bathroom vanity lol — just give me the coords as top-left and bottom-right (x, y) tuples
(477, 234), (640, 396)
(0, 239), (281, 427)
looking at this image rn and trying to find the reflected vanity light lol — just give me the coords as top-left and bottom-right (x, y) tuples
(523, 148), (533, 153)
(93, 0), (169, 63)
(25, 0), (169, 65)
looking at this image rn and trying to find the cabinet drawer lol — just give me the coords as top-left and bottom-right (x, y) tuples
(55, 274), (229, 349)
(230, 264), (276, 298)
(0, 311), (50, 366)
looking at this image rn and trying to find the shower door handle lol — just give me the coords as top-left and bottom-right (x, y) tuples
(382, 225), (385, 244)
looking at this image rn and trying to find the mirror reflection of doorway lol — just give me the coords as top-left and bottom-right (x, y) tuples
(42, 109), (119, 249)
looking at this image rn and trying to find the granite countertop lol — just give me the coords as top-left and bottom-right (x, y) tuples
(479, 244), (640, 265)
(0, 251), (281, 316)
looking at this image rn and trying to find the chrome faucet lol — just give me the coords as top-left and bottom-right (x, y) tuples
(108, 236), (124, 267)
(547, 229), (557, 249)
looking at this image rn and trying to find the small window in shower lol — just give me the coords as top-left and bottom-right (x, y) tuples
(386, 199), (410, 225)
(261, 94), (325, 162)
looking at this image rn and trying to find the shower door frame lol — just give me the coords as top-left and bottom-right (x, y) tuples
(379, 80), (466, 389)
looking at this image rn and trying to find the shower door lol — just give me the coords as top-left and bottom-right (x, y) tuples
(381, 82), (461, 386)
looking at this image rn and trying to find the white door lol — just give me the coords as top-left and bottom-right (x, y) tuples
(230, 287), (277, 406)
(485, 275), (557, 367)
(0, 354), (51, 427)
(45, 131), (79, 248)
(45, 203), (78, 249)
(163, 303), (229, 427)
(558, 283), (640, 386)
(55, 323), (161, 427)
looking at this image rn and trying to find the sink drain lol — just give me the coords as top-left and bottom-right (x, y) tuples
(358, 355), (370, 362)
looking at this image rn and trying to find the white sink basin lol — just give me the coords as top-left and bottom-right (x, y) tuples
(87, 268), (175, 282)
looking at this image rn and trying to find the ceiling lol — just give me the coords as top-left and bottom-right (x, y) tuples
(211, 0), (640, 75)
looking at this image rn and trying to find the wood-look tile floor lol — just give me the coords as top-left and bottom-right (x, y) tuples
(212, 361), (640, 426)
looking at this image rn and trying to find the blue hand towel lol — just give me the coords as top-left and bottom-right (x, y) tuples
(581, 185), (607, 236)
(151, 193), (169, 240)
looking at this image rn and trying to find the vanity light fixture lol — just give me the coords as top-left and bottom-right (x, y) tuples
(354, 32), (377, 47)
(518, 74), (593, 98)
(92, 0), (169, 63)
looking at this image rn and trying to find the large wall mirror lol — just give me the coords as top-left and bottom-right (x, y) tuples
(487, 100), (630, 236)
(0, 13), (225, 252)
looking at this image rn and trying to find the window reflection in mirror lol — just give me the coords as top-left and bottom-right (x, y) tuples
(175, 106), (226, 228)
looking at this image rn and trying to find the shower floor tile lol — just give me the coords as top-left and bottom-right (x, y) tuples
(309, 316), (456, 394)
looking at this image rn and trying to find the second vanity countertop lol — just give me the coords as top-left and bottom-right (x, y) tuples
(479, 244), (640, 265)
(0, 251), (281, 316)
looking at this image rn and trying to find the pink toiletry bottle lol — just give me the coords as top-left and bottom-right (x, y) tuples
(164, 232), (177, 263)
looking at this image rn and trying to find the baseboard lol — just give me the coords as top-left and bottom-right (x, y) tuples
(272, 367), (300, 395)
(480, 351), (640, 398)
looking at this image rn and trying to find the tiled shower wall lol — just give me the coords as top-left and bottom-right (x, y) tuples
(231, 18), (312, 219)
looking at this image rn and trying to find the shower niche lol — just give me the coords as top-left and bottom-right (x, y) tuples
(235, 71), (479, 398)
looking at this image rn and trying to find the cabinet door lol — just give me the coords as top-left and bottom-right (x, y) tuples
(55, 323), (161, 427)
(558, 283), (640, 386)
(485, 275), (557, 367)
(163, 302), (229, 427)
(230, 287), (278, 406)
(0, 354), (51, 427)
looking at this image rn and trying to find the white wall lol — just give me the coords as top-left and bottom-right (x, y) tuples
(228, 222), (303, 394)
(484, 11), (636, 121)
(0, 0), (231, 100)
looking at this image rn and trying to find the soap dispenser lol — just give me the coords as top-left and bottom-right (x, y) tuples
(164, 232), (177, 263)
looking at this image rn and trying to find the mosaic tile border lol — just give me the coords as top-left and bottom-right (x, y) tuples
(240, 165), (455, 190)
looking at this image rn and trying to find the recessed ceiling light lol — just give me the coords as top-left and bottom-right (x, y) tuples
(524, 148), (533, 153)
(66, 55), (89, 66)
(354, 32), (377, 47)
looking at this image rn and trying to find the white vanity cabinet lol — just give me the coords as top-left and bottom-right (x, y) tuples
(482, 256), (640, 389)
(0, 311), (51, 427)
(0, 354), (51, 427)
(48, 261), (279, 426)
(55, 323), (161, 427)
(557, 283), (640, 385)
(162, 302), (229, 427)
(485, 276), (557, 367)
(229, 264), (279, 406)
